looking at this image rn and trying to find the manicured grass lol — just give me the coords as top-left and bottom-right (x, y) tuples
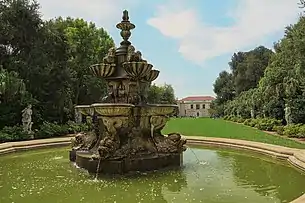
(162, 118), (305, 149)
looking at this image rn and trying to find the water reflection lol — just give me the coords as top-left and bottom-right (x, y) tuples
(216, 150), (305, 202)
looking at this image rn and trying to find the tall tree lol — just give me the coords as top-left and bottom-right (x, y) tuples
(231, 46), (274, 94)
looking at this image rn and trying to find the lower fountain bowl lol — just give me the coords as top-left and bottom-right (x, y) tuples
(70, 150), (183, 174)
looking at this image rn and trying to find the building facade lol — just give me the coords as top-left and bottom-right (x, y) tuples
(177, 96), (215, 117)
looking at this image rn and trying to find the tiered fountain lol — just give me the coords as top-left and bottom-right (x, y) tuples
(69, 10), (186, 174)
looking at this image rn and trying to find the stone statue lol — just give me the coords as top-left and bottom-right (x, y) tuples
(250, 109), (255, 118)
(284, 104), (292, 125)
(21, 104), (33, 134)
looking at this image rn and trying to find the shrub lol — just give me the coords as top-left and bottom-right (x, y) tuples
(223, 115), (229, 120)
(0, 132), (13, 143)
(282, 124), (305, 138)
(35, 122), (70, 139)
(66, 121), (89, 133)
(252, 118), (282, 131)
(236, 118), (245, 123)
(296, 125), (305, 138)
(0, 126), (32, 142)
(273, 125), (284, 135)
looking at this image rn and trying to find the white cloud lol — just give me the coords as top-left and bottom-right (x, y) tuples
(37, 0), (140, 30)
(147, 0), (301, 64)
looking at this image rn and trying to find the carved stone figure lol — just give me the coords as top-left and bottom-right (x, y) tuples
(126, 45), (147, 63)
(103, 47), (116, 64)
(21, 104), (33, 134)
(285, 104), (292, 125)
(127, 45), (136, 62)
(97, 117), (123, 160)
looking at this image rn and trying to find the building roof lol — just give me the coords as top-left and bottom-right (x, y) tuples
(179, 96), (215, 102)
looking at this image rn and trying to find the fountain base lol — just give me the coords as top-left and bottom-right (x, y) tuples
(70, 150), (183, 174)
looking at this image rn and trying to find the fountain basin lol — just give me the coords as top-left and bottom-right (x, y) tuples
(1, 146), (305, 203)
(91, 103), (134, 116)
(75, 105), (93, 116)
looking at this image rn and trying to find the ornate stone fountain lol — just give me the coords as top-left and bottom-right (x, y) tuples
(69, 10), (186, 174)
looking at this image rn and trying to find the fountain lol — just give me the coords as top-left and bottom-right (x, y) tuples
(69, 10), (187, 174)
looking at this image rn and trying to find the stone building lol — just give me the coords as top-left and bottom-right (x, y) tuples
(177, 96), (215, 117)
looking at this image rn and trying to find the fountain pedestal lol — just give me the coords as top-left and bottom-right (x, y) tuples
(72, 151), (183, 174)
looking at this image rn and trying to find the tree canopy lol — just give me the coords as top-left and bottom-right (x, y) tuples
(212, 10), (305, 124)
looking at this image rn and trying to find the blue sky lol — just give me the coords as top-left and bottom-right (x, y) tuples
(38, 0), (301, 99)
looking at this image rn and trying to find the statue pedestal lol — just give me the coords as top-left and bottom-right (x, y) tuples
(70, 150), (183, 175)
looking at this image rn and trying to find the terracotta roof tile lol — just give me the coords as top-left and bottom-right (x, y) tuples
(179, 96), (215, 101)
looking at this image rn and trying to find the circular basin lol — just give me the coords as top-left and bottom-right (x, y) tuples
(91, 103), (134, 116)
(143, 104), (178, 116)
(0, 146), (305, 203)
(75, 105), (93, 116)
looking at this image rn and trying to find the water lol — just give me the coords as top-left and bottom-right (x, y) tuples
(0, 146), (305, 203)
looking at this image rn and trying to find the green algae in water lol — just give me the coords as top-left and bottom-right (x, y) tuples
(0, 147), (305, 203)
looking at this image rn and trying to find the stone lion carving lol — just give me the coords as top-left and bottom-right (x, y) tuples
(71, 132), (97, 151)
(154, 133), (187, 153)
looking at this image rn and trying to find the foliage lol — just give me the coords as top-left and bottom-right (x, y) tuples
(0, 121), (89, 142)
(0, 68), (33, 128)
(0, 0), (116, 127)
(282, 124), (305, 138)
(147, 83), (176, 104)
(0, 125), (31, 142)
(224, 116), (282, 132)
(212, 12), (305, 129)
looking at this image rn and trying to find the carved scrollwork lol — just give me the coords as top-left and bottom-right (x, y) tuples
(150, 116), (169, 131)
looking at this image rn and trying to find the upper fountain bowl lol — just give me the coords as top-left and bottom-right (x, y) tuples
(122, 62), (152, 79)
(90, 63), (115, 78)
(144, 69), (160, 82)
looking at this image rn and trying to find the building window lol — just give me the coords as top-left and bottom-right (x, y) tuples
(197, 112), (199, 117)
(196, 104), (200, 109)
(190, 104), (193, 109)
(202, 104), (206, 109)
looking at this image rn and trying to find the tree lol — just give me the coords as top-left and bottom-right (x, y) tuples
(0, 68), (32, 127)
(231, 46), (273, 94)
(0, 0), (115, 124)
(147, 84), (176, 104)
(48, 17), (114, 105)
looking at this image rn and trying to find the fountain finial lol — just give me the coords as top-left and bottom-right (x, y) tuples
(122, 10), (129, 21)
(116, 10), (135, 43)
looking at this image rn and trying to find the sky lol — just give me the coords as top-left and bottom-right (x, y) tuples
(37, 0), (302, 99)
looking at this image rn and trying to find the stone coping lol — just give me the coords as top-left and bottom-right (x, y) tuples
(0, 136), (304, 202)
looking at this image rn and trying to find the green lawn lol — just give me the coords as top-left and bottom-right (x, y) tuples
(162, 118), (305, 149)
